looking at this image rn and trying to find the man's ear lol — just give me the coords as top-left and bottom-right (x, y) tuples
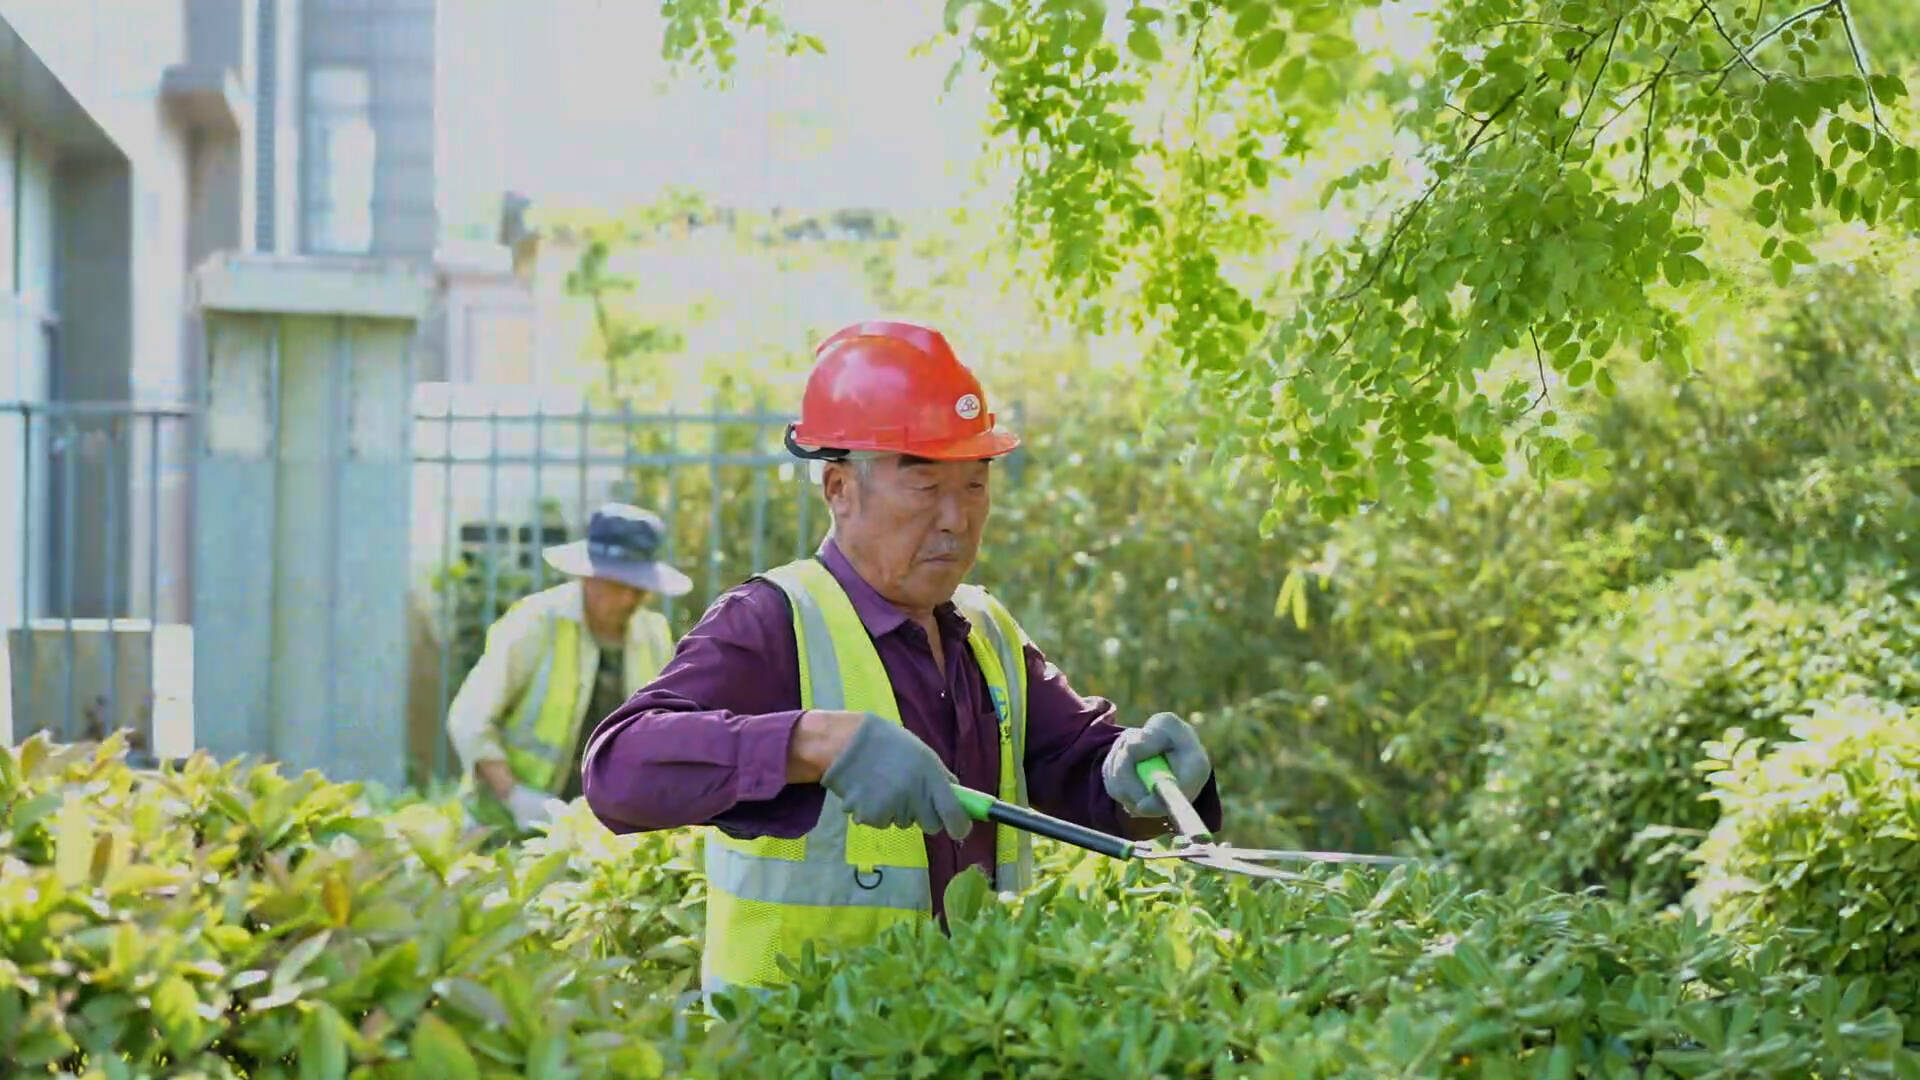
(822, 461), (856, 516)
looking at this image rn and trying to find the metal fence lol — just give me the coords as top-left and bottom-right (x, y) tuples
(1, 391), (1026, 787)
(1, 400), (197, 760)
(404, 394), (1025, 785)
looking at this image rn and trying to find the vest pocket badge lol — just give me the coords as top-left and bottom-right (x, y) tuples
(988, 685), (1011, 727)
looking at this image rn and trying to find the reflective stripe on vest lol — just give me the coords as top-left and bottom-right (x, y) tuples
(701, 557), (1032, 995)
(501, 604), (672, 794)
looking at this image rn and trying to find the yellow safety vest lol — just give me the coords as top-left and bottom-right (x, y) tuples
(701, 557), (1034, 995)
(497, 602), (673, 794)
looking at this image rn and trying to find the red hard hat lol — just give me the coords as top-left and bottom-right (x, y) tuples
(786, 320), (1020, 461)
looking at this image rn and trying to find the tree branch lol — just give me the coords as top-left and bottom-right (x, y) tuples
(1592, 75), (1661, 140)
(1639, 2), (1713, 192)
(1472, 18), (1590, 36)
(1524, 327), (1552, 415)
(1333, 88), (1526, 305)
(1563, 17), (1622, 155)
(1835, 0), (1888, 136)
(1709, 0), (1837, 95)
(1703, 1), (1770, 82)
(1336, 29), (1614, 306)
(1641, 76), (1661, 194)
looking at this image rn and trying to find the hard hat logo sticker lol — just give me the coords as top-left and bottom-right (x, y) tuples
(955, 393), (982, 420)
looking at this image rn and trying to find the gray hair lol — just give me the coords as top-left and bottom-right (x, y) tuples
(811, 453), (881, 486)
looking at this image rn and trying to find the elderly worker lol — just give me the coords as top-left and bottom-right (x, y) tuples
(448, 502), (691, 833)
(581, 320), (1223, 995)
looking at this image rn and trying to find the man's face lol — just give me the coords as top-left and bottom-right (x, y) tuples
(582, 577), (646, 638)
(826, 454), (992, 614)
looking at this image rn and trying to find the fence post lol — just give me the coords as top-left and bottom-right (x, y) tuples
(191, 254), (432, 788)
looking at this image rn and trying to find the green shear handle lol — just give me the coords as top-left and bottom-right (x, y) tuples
(1133, 754), (1214, 843)
(948, 754), (1193, 861)
(950, 785), (1135, 859)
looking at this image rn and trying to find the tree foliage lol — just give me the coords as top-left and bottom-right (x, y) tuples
(653, 0), (1917, 523)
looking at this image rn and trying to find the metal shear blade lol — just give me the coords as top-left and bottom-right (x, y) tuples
(1212, 846), (1413, 868)
(1181, 848), (1317, 882)
(1133, 842), (1314, 882)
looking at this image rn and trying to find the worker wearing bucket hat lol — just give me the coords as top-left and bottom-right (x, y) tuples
(447, 503), (692, 834)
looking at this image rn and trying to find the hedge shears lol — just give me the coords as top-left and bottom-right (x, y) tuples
(952, 755), (1411, 883)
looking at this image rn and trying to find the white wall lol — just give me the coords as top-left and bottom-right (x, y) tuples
(0, 113), (61, 627)
(1, 0), (206, 631)
(1, 0), (196, 403)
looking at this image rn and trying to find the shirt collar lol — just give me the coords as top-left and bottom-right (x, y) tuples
(816, 537), (971, 641)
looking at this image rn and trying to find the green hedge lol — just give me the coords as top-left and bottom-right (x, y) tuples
(1437, 553), (1918, 905)
(693, 858), (1914, 1078)
(0, 733), (695, 1079)
(1689, 694), (1920, 1016)
(12, 734), (1920, 1078)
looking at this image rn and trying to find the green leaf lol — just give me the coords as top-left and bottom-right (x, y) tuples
(273, 931), (333, 992)
(153, 975), (206, 1057)
(1681, 166), (1705, 197)
(1769, 254), (1793, 287)
(435, 978), (509, 1029)
(300, 1003), (350, 1080)
(1232, 3), (1272, 38)
(1126, 26), (1163, 63)
(53, 795), (91, 887)
(942, 865), (993, 927)
(8, 791), (62, 833)
(1781, 239), (1815, 265)
(1310, 34), (1359, 61)
(1897, 146), (1920, 182)
(1246, 29), (1288, 69)
(410, 1012), (482, 1080)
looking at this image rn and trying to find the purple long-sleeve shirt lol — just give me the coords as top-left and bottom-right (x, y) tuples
(580, 539), (1223, 918)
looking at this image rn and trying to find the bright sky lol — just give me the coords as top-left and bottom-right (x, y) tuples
(437, 0), (1000, 227)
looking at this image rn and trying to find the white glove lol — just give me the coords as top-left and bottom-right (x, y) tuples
(505, 785), (557, 830)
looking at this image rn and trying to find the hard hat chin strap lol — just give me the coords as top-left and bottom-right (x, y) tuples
(784, 424), (891, 464)
(784, 423), (846, 461)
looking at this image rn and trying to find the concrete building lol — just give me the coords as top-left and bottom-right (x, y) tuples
(0, 0), (438, 748)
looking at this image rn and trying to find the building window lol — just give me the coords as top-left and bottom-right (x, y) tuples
(303, 66), (377, 254)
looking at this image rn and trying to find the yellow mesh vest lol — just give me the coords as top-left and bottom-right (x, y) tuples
(501, 612), (582, 792)
(700, 557), (1032, 995)
(502, 602), (673, 794)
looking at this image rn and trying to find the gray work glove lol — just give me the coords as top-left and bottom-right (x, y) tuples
(506, 784), (557, 830)
(821, 713), (973, 840)
(1102, 712), (1212, 818)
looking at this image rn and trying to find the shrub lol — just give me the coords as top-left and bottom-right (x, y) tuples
(11, 733), (1920, 1078)
(0, 733), (689, 1078)
(690, 857), (1915, 1079)
(519, 800), (708, 993)
(1437, 553), (1919, 904)
(1689, 695), (1920, 1015)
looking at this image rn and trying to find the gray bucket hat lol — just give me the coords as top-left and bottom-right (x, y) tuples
(543, 503), (693, 597)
